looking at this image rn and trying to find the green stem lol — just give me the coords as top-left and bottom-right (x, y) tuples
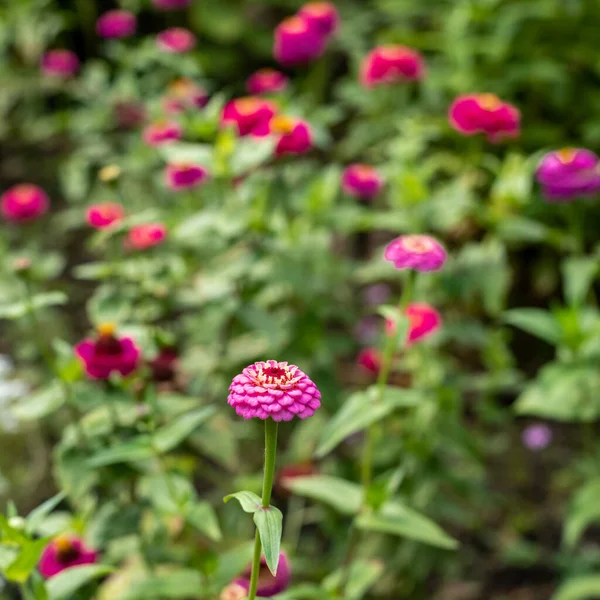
(248, 419), (279, 600)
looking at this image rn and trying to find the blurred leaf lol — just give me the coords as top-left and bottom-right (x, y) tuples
(223, 491), (262, 513)
(87, 437), (154, 467)
(47, 565), (114, 600)
(564, 478), (600, 550)
(503, 308), (562, 345)
(185, 501), (222, 542)
(153, 406), (216, 453)
(324, 559), (384, 600)
(552, 576), (600, 600)
(253, 506), (283, 576)
(26, 491), (66, 535)
(12, 382), (65, 421)
(562, 256), (598, 307)
(120, 569), (206, 599)
(284, 476), (361, 515)
(4, 539), (48, 583)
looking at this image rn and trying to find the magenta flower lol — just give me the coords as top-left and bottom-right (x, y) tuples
(449, 94), (520, 142)
(384, 234), (447, 272)
(156, 28), (196, 53)
(163, 78), (209, 114)
(38, 535), (98, 579)
(127, 223), (167, 250)
(535, 148), (600, 202)
(246, 69), (289, 95)
(1, 184), (49, 222)
(228, 360), (321, 421)
(357, 347), (381, 376)
(522, 424), (552, 451)
(86, 202), (124, 229)
(96, 9), (136, 38)
(142, 120), (182, 146)
(75, 324), (141, 380)
(41, 50), (79, 78)
(274, 15), (327, 66)
(221, 97), (277, 137)
(298, 2), (340, 36)
(231, 551), (291, 597)
(360, 45), (425, 88)
(386, 302), (442, 345)
(341, 164), (383, 199)
(269, 116), (313, 156)
(152, 0), (190, 9)
(165, 163), (209, 190)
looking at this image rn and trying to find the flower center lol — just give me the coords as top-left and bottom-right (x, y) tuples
(169, 78), (193, 97)
(402, 235), (433, 253)
(304, 2), (329, 15)
(557, 147), (577, 164)
(270, 116), (296, 135)
(247, 361), (303, 389)
(477, 93), (502, 111)
(282, 16), (308, 34)
(353, 165), (375, 180)
(236, 98), (262, 115)
(54, 536), (80, 564)
(95, 323), (123, 355)
(379, 46), (405, 60)
(13, 186), (35, 205)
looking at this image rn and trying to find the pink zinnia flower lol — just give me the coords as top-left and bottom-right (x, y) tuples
(156, 28), (196, 53)
(231, 551), (291, 597)
(246, 69), (289, 95)
(449, 94), (520, 142)
(165, 163), (209, 190)
(269, 115), (313, 156)
(152, 0), (190, 9)
(127, 223), (167, 250)
(1, 184), (49, 222)
(38, 535), (98, 579)
(221, 97), (277, 137)
(142, 120), (182, 146)
(96, 9), (136, 38)
(86, 202), (124, 229)
(386, 302), (442, 345)
(75, 323), (141, 380)
(228, 360), (321, 421)
(41, 50), (79, 78)
(535, 148), (600, 202)
(341, 164), (383, 199)
(522, 424), (552, 451)
(162, 78), (209, 114)
(357, 347), (381, 375)
(360, 46), (425, 88)
(298, 2), (339, 36)
(274, 15), (327, 66)
(384, 234), (447, 272)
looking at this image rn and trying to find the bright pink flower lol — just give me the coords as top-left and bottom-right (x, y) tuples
(246, 69), (289, 95)
(156, 28), (196, 53)
(38, 535), (97, 579)
(232, 551), (291, 597)
(142, 120), (182, 146)
(360, 45), (425, 88)
(221, 97), (277, 137)
(162, 78), (209, 114)
(86, 202), (124, 229)
(75, 324), (141, 380)
(357, 347), (381, 375)
(127, 223), (167, 250)
(165, 163), (209, 190)
(228, 360), (321, 421)
(274, 15), (327, 66)
(341, 164), (383, 199)
(1, 184), (49, 222)
(298, 2), (339, 36)
(384, 234), (447, 272)
(152, 0), (190, 9)
(269, 116), (313, 156)
(96, 9), (136, 38)
(449, 94), (520, 142)
(41, 50), (79, 78)
(386, 303), (442, 345)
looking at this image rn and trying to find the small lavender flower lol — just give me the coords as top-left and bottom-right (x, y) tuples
(522, 424), (552, 451)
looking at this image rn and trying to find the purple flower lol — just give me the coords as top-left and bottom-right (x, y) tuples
(521, 424), (552, 451)
(96, 10), (136, 39)
(384, 234), (447, 272)
(38, 535), (98, 579)
(232, 551), (291, 597)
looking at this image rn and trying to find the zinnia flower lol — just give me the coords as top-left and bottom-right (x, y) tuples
(274, 15), (327, 66)
(357, 347), (381, 375)
(75, 323), (141, 380)
(360, 45), (425, 88)
(522, 424), (552, 451)
(86, 202), (124, 229)
(162, 78), (209, 113)
(152, 0), (190, 9)
(384, 234), (447, 272)
(246, 69), (289, 95)
(386, 302), (442, 345)
(449, 94), (520, 142)
(165, 163), (209, 190)
(96, 10), (136, 38)
(341, 164), (383, 199)
(142, 120), (182, 146)
(156, 28), (196, 53)
(127, 223), (167, 250)
(228, 360), (321, 421)
(535, 148), (600, 202)
(1, 184), (49, 222)
(231, 551), (291, 597)
(221, 97), (277, 137)
(298, 2), (339, 36)
(41, 50), (79, 78)
(38, 535), (98, 579)
(269, 115), (313, 156)
(148, 347), (179, 383)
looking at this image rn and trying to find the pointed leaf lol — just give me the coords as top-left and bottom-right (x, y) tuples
(87, 437), (154, 467)
(153, 406), (216, 453)
(503, 308), (562, 345)
(564, 478), (600, 549)
(223, 491), (262, 513)
(26, 491), (66, 535)
(12, 382), (65, 421)
(47, 564), (114, 600)
(185, 501), (222, 542)
(253, 506), (283, 576)
(324, 559), (384, 600)
(552, 575), (600, 600)
(4, 539), (49, 583)
(120, 568), (206, 599)
(284, 475), (362, 515)
(562, 256), (598, 307)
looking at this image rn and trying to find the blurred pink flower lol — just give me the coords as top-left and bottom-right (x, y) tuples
(522, 424), (552, 451)
(152, 0), (191, 9)
(156, 27), (196, 53)
(221, 97), (277, 137)
(341, 164), (383, 199)
(41, 50), (79, 77)
(142, 120), (182, 146)
(354, 316), (380, 345)
(165, 163), (209, 190)
(96, 9), (136, 38)
(386, 302), (442, 345)
(274, 15), (327, 66)
(1, 184), (49, 222)
(384, 234), (447, 272)
(114, 101), (146, 129)
(298, 2), (339, 36)
(360, 46), (425, 88)
(357, 347), (381, 375)
(270, 115), (313, 156)
(246, 68), (289, 95)
(127, 223), (167, 250)
(86, 202), (124, 229)
(232, 551), (291, 597)
(228, 360), (321, 421)
(162, 78), (209, 113)
(39, 535), (97, 579)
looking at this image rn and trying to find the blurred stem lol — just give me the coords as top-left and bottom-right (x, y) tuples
(248, 419), (279, 600)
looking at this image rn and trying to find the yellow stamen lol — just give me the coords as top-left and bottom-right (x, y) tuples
(54, 535), (73, 554)
(270, 115), (296, 135)
(402, 235), (433, 254)
(97, 322), (116, 337)
(98, 165), (121, 182)
(477, 93), (502, 111)
(236, 97), (262, 115)
(282, 16), (308, 34)
(557, 147), (577, 164)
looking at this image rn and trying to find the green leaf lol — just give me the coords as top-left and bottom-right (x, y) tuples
(0, 545), (19, 570)
(31, 292), (68, 310)
(253, 506), (283, 576)
(355, 501), (458, 550)
(153, 406), (216, 453)
(87, 436), (154, 467)
(47, 564), (114, 600)
(4, 539), (48, 583)
(562, 256), (598, 307)
(12, 381), (65, 421)
(26, 491), (66, 535)
(324, 559), (384, 600)
(120, 569), (206, 599)
(223, 491), (262, 513)
(284, 476), (362, 515)
(552, 575), (600, 600)
(564, 478), (600, 549)
(185, 501), (222, 542)
(503, 308), (562, 345)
